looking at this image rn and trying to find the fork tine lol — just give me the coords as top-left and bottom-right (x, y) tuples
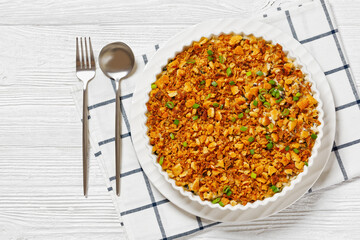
(84, 37), (89, 69)
(80, 37), (85, 69)
(89, 38), (96, 70)
(76, 37), (80, 70)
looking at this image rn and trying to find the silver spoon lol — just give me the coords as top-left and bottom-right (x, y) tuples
(99, 42), (135, 196)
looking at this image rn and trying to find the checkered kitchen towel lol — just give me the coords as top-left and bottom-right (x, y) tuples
(71, 0), (360, 239)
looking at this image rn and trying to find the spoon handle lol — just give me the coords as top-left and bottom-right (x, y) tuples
(83, 87), (89, 197)
(115, 87), (122, 196)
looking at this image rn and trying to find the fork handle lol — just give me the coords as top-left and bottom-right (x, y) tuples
(83, 87), (89, 197)
(115, 86), (121, 196)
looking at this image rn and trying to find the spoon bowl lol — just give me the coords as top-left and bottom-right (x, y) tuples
(99, 42), (135, 81)
(99, 42), (135, 196)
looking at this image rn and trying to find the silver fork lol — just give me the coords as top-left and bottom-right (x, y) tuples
(76, 37), (96, 197)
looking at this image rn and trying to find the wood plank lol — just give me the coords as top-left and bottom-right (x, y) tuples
(0, 147), (123, 239)
(0, 0), (358, 26)
(0, 0), (277, 25)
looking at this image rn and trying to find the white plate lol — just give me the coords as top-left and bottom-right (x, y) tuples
(130, 19), (335, 223)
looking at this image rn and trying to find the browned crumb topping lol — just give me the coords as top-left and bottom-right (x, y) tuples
(146, 34), (320, 207)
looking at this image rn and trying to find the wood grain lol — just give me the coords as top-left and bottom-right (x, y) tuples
(0, 0), (359, 239)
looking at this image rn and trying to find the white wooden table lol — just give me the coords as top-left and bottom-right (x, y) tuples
(0, 0), (360, 239)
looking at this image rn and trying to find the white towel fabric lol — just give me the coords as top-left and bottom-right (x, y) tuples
(71, 0), (360, 239)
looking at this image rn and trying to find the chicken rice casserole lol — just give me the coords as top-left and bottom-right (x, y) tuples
(146, 34), (320, 207)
